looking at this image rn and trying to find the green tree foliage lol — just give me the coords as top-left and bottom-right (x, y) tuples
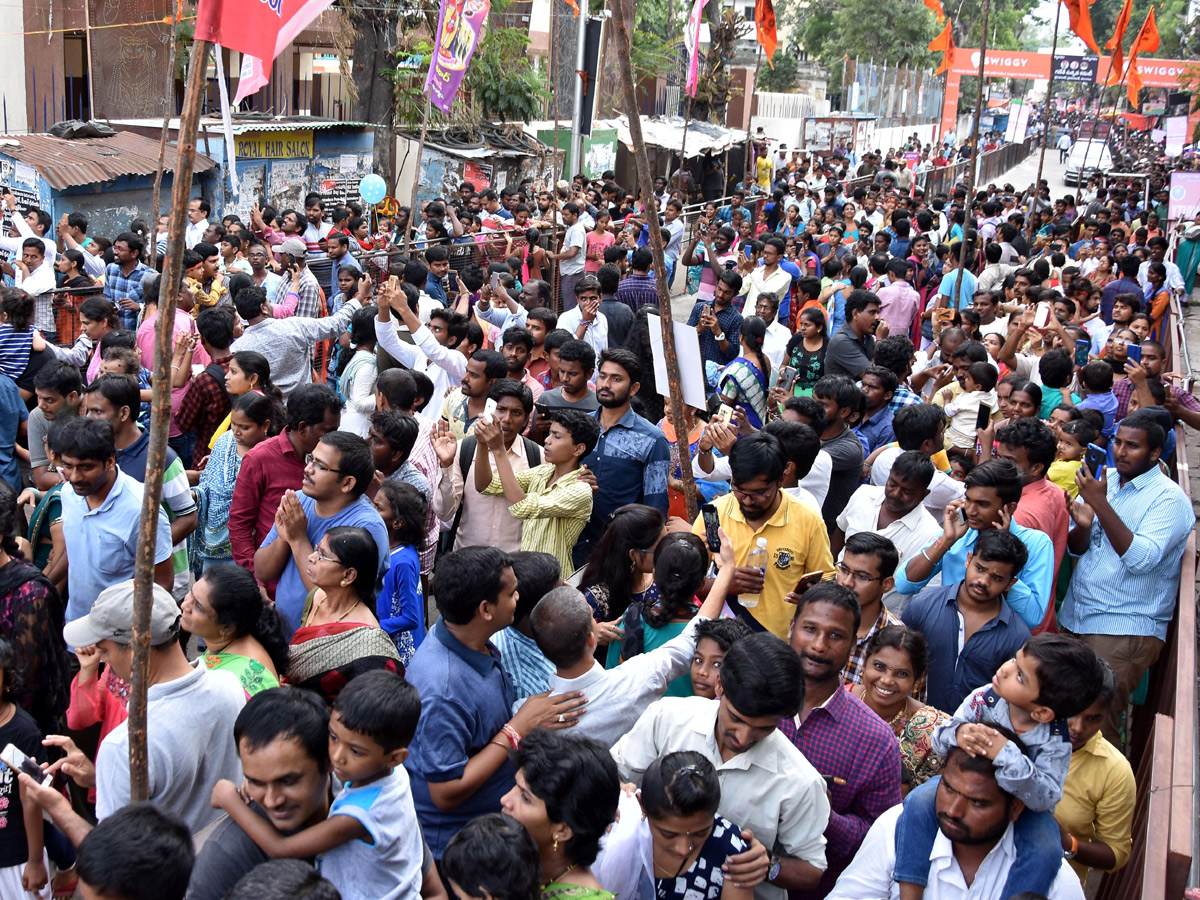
(464, 25), (549, 122)
(1089, 0), (1189, 57)
(757, 48), (799, 92)
(799, 0), (1039, 93)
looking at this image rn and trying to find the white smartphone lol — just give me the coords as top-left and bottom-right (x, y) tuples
(0, 742), (49, 786)
(490, 272), (500, 291)
(1033, 302), (1051, 329)
(482, 398), (498, 424)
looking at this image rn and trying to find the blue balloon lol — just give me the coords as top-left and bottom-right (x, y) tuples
(359, 174), (387, 205)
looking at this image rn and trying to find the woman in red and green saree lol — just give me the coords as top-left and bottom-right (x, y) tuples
(285, 526), (401, 704)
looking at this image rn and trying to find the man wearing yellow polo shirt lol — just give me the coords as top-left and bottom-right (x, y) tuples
(693, 432), (834, 638)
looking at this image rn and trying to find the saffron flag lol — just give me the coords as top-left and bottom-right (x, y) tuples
(929, 18), (954, 76)
(1104, 0), (1134, 84)
(195, 0), (338, 102)
(685, 0), (710, 98)
(755, 0), (777, 67)
(924, 0), (946, 25)
(563, 0), (579, 16)
(1124, 6), (1160, 107)
(1061, 0), (1100, 55)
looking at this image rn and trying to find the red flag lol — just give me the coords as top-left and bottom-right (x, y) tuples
(1061, 0), (1100, 55)
(1104, 0), (1134, 83)
(924, 0), (946, 25)
(196, 0), (337, 98)
(755, 0), (778, 67)
(928, 18), (954, 75)
(1124, 7), (1160, 106)
(196, 0), (336, 66)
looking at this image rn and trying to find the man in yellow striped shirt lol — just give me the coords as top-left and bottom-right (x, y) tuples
(475, 407), (599, 577)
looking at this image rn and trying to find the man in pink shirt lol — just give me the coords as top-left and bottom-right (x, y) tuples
(994, 417), (1069, 634)
(875, 257), (920, 338)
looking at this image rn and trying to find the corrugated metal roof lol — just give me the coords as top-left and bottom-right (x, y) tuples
(104, 116), (378, 136)
(0, 132), (217, 191)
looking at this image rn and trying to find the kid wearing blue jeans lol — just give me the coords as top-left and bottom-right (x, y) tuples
(893, 634), (1104, 900)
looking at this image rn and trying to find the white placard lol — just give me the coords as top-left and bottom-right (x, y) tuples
(339, 153), (358, 172)
(14, 163), (36, 186)
(1165, 116), (1188, 158)
(647, 312), (707, 412)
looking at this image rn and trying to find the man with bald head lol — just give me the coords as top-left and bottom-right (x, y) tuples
(529, 544), (732, 746)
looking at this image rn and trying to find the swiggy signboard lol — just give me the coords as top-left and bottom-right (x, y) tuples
(946, 49), (1190, 88)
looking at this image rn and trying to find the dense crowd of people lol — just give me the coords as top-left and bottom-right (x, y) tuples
(0, 130), (1194, 900)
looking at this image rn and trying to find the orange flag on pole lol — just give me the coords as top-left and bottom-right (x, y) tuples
(563, 0), (579, 15)
(924, 0), (946, 25)
(1104, 0), (1134, 84)
(929, 18), (954, 75)
(1124, 6), (1160, 106)
(1061, 0), (1100, 55)
(755, 0), (778, 66)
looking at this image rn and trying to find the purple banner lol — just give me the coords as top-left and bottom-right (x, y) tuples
(424, 0), (491, 113)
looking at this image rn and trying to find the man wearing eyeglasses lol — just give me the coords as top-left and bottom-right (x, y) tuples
(692, 431), (834, 639)
(254, 431), (391, 637)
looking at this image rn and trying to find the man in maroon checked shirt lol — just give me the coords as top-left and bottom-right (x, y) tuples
(780, 582), (903, 899)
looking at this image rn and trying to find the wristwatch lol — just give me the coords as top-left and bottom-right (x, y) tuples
(713, 331), (726, 342)
(1063, 834), (1078, 859)
(767, 855), (782, 882)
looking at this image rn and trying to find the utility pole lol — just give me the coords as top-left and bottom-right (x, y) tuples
(1028, 0), (1063, 248)
(610, 0), (699, 521)
(953, 0), (988, 311)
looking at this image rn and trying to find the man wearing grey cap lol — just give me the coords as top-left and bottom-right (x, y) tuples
(271, 236), (323, 318)
(64, 580), (246, 832)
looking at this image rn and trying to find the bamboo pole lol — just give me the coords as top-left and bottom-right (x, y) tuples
(1080, 37), (1125, 181)
(742, 44), (763, 192)
(151, 11), (181, 223)
(611, 0), (699, 521)
(127, 37), (210, 802)
(549, 20), (562, 311)
(1027, 0), (1062, 249)
(403, 98), (431, 257)
(674, 96), (695, 201)
(953, 0), (988, 311)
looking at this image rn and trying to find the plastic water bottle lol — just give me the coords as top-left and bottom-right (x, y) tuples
(739, 538), (769, 608)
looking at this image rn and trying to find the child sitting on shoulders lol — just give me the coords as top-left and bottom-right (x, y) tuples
(212, 670), (426, 900)
(893, 633), (1104, 900)
(1048, 419), (1096, 500)
(942, 361), (998, 451)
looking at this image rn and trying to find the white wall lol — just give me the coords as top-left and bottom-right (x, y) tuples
(0, 29), (28, 133)
(870, 123), (939, 153)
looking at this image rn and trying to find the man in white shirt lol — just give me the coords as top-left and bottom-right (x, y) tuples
(1, 191), (56, 262)
(694, 417), (831, 512)
(612, 632), (831, 899)
(547, 202), (588, 310)
(755, 292), (791, 371)
(528, 574), (727, 746)
(376, 286), (471, 423)
(833, 451), (942, 612)
(870, 404), (964, 523)
(827, 746), (1085, 900)
(184, 198), (210, 249)
(743, 236), (794, 310)
(13, 237), (58, 336)
(555, 274), (609, 354)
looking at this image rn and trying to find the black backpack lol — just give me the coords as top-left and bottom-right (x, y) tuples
(440, 434), (542, 551)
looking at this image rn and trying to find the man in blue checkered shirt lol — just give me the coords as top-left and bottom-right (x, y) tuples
(104, 232), (153, 330)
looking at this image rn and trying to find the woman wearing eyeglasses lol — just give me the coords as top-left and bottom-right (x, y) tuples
(595, 751), (752, 900)
(284, 525), (401, 703)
